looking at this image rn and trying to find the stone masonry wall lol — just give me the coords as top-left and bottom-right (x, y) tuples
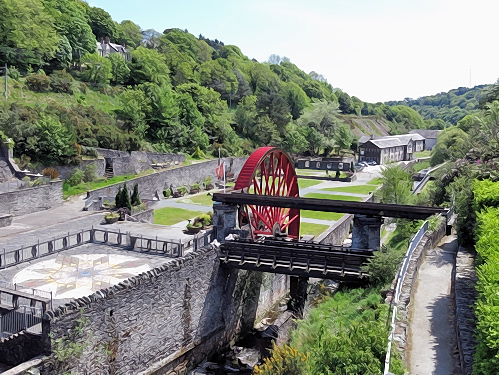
(33, 244), (284, 375)
(85, 157), (247, 208)
(317, 214), (354, 245)
(0, 180), (63, 216)
(31, 159), (106, 180)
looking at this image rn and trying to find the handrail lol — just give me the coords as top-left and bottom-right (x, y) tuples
(383, 220), (429, 374)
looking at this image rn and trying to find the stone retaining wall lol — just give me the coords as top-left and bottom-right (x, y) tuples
(31, 159), (106, 180)
(0, 181), (63, 216)
(23, 243), (286, 374)
(392, 218), (447, 359)
(0, 214), (13, 228)
(128, 208), (154, 223)
(316, 214), (353, 245)
(454, 246), (477, 375)
(84, 157), (247, 210)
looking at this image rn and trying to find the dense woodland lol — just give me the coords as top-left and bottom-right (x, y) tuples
(386, 84), (491, 128)
(0, 0), (441, 167)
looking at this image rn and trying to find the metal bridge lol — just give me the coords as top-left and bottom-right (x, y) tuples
(220, 238), (374, 284)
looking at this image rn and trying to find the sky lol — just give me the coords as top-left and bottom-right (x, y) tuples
(88, 0), (499, 103)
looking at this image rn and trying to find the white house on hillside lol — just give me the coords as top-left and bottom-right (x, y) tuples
(96, 37), (130, 61)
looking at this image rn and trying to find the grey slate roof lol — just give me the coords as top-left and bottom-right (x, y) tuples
(409, 129), (441, 139)
(361, 133), (425, 149)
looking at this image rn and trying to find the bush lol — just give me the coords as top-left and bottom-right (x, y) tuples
(361, 245), (404, 287)
(7, 66), (20, 81)
(83, 163), (97, 183)
(49, 70), (74, 94)
(163, 189), (172, 198)
(131, 183), (141, 206)
(67, 169), (84, 186)
(472, 179), (499, 212)
(254, 344), (306, 375)
(197, 213), (212, 227)
(25, 74), (51, 92)
(42, 167), (60, 180)
(178, 186), (188, 196)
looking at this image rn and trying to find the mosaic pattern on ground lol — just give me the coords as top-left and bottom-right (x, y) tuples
(12, 253), (152, 299)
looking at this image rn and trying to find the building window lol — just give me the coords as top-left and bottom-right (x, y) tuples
(338, 163), (343, 169)
(305, 161), (310, 168)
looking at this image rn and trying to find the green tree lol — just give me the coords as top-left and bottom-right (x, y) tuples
(130, 47), (170, 86)
(0, 0), (59, 69)
(80, 53), (112, 85)
(87, 6), (117, 40)
(430, 126), (470, 166)
(376, 164), (413, 205)
(107, 53), (130, 84)
(116, 88), (151, 139)
(117, 20), (142, 48)
(131, 183), (141, 206)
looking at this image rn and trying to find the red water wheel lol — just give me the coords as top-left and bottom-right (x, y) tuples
(234, 147), (300, 239)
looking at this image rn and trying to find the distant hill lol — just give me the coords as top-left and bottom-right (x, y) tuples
(339, 116), (391, 138)
(386, 85), (490, 127)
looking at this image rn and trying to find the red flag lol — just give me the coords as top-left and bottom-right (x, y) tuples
(215, 162), (224, 180)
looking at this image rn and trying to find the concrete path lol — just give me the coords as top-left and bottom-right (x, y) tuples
(407, 235), (461, 375)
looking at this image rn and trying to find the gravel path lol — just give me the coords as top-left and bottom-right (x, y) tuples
(407, 235), (461, 374)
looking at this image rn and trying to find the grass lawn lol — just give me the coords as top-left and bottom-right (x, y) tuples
(322, 185), (377, 195)
(303, 192), (363, 202)
(154, 207), (205, 226)
(62, 171), (154, 199)
(301, 210), (344, 221)
(367, 177), (383, 185)
(178, 193), (214, 207)
(414, 150), (431, 158)
(295, 169), (321, 176)
(412, 160), (431, 172)
(300, 222), (330, 237)
(298, 179), (323, 189)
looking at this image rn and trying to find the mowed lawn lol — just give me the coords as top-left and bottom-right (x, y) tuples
(298, 179), (323, 189)
(303, 192), (363, 202)
(301, 210), (344, 221)
(178, 193), (214, 206)
(367, 177), (383, 185)
(300, 222), (330, 237)
(154, 207), (205, 226)
(322, 185), (378, 195)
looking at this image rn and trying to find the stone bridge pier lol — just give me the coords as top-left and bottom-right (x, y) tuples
(351, 214), (383, 250)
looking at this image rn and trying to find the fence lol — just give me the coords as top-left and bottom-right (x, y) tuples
(0, 227), (216, 270)
(383, 220), (429, 375)
(0, 281), (52, 310)
(0, 306), (43, 339)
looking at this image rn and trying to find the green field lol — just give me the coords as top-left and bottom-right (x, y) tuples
(322, 185), (377, 195)
(301, 210), (344, 221)
(303, 193), (363, 202)
(367, 177), (383, 185)
(153, 207), (205, 226)
(63, 171), (154, 199)
(178, 193), (214, 206)
(298, 179), (323, 189)
(300, 222), (330, 237)
(414, 150), (431, 158)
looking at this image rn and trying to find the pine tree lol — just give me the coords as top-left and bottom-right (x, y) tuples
(122, 183), (132, 211)
(131, 183), (141, 206)
(115, 186), (122, 208)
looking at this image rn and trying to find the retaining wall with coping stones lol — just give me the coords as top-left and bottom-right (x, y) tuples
(391, 218), (447, 359)
(84, 157), (247, 210)
(0, 180), (63, 216)
(22, 243), (286, 375)
(31, 159), (106, 180)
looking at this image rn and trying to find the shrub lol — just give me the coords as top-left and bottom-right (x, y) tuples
(7, 66), (20, 81)
(472, 179), (499, 212)
(49, 70), (74, 94)
(83, 163), (97, 183)
(361, 245), (404, 287)
(25, 74), (51, 92)
(67, 169), (84, 186)
(42, 167), (60, 180)
(131, 183), (141, 206)
(79, 82), (87, 94)
(197, 213), (212, 227)
(104, 212), (120, 220)
(178, 186), (188, 196)
(254, 344), (306, 375)
(163, 189), (172, 198)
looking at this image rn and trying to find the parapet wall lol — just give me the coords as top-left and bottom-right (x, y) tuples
(0, 180), (63, 216)
(28, 243), (285, 374)
(85, 157), (247, 206)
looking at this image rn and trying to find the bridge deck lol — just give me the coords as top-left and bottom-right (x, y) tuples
(220, 239), (373, 283)
(213, 192), (446, 219)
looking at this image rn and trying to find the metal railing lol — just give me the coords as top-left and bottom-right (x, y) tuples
(0, 227), (216, 270)
(0, 281), (52, 310)
(0, 229), (92, 269)
(383, 220), (429, 375)
(0, 306), (43, 339)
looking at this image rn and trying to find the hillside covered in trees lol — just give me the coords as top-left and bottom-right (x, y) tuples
(0, 0), (453, 167)
(386, 85), (491, 128)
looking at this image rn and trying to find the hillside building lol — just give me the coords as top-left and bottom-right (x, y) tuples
(96, 37), (130, 60)
(358, 134), (425, 165)
(409, 129), (441, 150)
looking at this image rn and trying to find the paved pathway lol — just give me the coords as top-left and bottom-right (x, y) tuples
(407, 235), (461, 375)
